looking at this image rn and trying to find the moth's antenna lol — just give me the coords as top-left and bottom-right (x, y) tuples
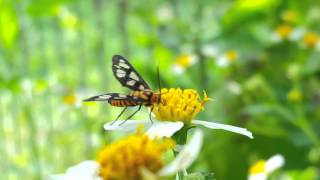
(157, 65), (161, 104)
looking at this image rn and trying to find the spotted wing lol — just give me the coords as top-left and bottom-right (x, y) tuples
(83, 93), (147, 103)
(83, 93), (129, 102)
(112, 55), (151, 91)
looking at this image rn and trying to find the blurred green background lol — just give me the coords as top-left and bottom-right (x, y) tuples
(1, 0), (320, 179)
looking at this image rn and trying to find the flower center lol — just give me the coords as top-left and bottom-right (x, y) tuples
(175, 55), (196, 68)
(63, 93), (76, 105)
(303, 32), (318, 48)
(97, 132), (174, 180)
(225, 51), (238, 62)
(151, 88), (210, 123)
(249, 160), (266, 174)
(275, 24), (293, 38)
(281, 10), (297, 23)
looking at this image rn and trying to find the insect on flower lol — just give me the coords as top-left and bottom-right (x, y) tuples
(83, 55), (162, 125)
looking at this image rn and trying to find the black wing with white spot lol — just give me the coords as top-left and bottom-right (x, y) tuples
(83, 93), (148, 106)
(112, 55), (151, 91)
(83, 93), (136, 101)
(83, 93), (122, 101)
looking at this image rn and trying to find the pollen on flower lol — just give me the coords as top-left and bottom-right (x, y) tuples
(63, 93), (76, 105)
(225, 51), (238, 62)
(97, 132), (175, 180)
(174, 54), (197, 68)
(281, 10), (297, 23)
(152, 88), (210, 123)
(303, 32), (319, 48)
(275, 24), (293, 39)
(249, 160), (266, 174)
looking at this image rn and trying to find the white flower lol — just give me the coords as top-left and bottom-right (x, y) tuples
(201, 44), (219, 58)
(227, 81), (242, 95)
(156, 4), (174, 23)
(172, 54), (198, 74)
(50, 130), (204, 179)
(271, 25), (305, 43)
(216, 50), (239, 67)
(248, 154), (285, 180)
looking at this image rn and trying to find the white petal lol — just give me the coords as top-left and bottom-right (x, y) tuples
(289, 27), (306, 41)
(174, 144), (184, 152)
(201, 44), (219, 58)
(265, 154), (285, 173)
(316, 41), (320, 51)
(271, 32), (282, 43)
(146, 121), (184, 139)
(192, 120), (253, 139)
(216, 56), (229, 67)
(50, 160), (101, 180)
(190, 55), (199, 65)
(158, 129), (203, 176)
(248, 173), (267, 180)
(227, 81), (242, 95)
(104, 120), (151, 132)
(172, 65), (185, 74)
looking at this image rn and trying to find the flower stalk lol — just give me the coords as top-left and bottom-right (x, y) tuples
(172, 124), (195, 180)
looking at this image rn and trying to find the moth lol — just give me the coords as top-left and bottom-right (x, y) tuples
(83, 55), (161, 125)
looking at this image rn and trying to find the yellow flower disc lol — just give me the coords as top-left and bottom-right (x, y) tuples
(175, 55), (195, 68)
(225, 50), (238, 62)
(152, 88), (210, 123)
(281, 10), (297, 23)
(97, 133), (175, 180)
(275, 24), (293, 39)
(249, 160), (266, 174)
(63, 93), (76, 106)
(303, 32), (318, 48)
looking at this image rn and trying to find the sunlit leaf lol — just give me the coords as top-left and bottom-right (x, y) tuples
(0, 0), (18, 49)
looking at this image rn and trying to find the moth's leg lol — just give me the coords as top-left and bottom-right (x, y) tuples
(119, 105), (142, 126)
(149, 106), (154, 124)
(110, 107), (128, 125)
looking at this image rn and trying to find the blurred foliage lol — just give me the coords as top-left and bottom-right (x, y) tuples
(0, 0), (320, 179)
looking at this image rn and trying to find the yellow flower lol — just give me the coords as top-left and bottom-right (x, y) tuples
(225, 51), (238, 62)
(175, 55), (197, 68)
(63, 93), (77, 106)
(51, 130), (205, 180)
(275, 24), (293, 39)
(63, 91), (84, 108)
(249, 160), (266, 174)
(281, 10), (297, 23)
(216, 50), (239, 67)
(287, 89), (302, 103)
(303, 31), (319, 48)
(248, 154), (285, 180)
(172, 55), (198, 74)
(152, 88), (209, 123)
(97, 132), (175, 180)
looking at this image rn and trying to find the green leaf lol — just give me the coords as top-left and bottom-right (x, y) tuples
(0, 0), (18, 49)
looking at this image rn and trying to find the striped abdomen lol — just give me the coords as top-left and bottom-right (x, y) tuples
(108, 90), (160, 107)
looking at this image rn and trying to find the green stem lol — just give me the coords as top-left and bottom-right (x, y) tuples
(172, 125), (193, 180)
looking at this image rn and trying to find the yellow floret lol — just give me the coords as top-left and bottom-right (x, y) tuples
(97, 132), (175, 180)
(152, 88), (210, 123)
